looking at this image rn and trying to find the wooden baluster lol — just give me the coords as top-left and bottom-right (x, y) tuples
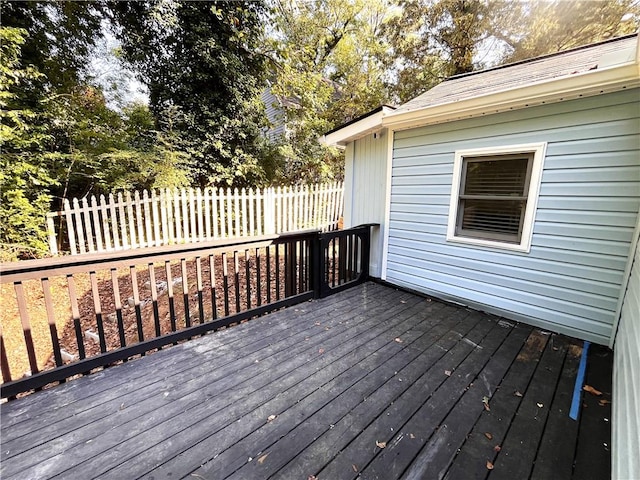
(222, 252), (230, 317)
(180, 259), (190, 328)
(234, 251), (240, 313)
(245, 249), (251, 310)
(111, 268), (126, 348)
(164, 261), (177, 333)
(196, 256), (204, 324)
(89, 272), (107, 353)
(66, 275), (85, 360)
(266, 245), (272, 304)
(255, 247), (262, 307)
(130, 266), (144, 348)
(209, 254), (218, 320)
(42, 278), (63, 367)
(0, 322), (12, 383)
(14, 282), (39, 375)
(148, 263), (161, 339)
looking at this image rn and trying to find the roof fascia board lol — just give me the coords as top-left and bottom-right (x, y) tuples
(319, 106), (394, 147)
(382, 62), (640, 131)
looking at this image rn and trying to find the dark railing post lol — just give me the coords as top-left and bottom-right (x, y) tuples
(310, 232), (322, 299)
(360, 227), (371, 280)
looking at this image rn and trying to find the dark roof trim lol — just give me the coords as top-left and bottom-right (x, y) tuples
(324, 104), (396, 136)
(445, 33), (638, 82)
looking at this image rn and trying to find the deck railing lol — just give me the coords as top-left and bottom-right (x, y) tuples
(0, 225), (374, 398)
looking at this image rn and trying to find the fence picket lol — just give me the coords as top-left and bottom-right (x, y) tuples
(256, 188), (263, 235)
(100, 195), (112, 251)
(91, 196), (103, 252)
(48, 182), (344, 254)
(248, 188), (255, 236)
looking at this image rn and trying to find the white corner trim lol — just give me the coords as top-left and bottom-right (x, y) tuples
(380, 129), (395, 281)
(446, 142), (547, 253)
(383, 62), (640, 131)
(609, 210), (640, 349)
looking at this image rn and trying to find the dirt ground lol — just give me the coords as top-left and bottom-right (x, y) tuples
(1, 248), (295, 382)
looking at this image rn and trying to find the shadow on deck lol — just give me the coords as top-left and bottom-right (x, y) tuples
(0, 282), (612, 480)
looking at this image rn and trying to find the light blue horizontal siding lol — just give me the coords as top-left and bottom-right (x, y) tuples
(386, 89), (640, 344)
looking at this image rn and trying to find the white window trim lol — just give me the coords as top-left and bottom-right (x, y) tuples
(446, 142), (547, 253)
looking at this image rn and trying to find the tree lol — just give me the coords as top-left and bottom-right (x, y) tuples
(490, 0), (640, 62)
(0, 27), (56, 259)
(268, 0), (393, 183)
(111, 0), (271, 187)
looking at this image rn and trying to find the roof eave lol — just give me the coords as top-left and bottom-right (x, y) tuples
(319, 106), (396, 148)
(382, 61), (640, 132)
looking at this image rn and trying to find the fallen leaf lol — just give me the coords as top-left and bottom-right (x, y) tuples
(410, 433), (416, 439)
(494, 445), (501, 452)
(486, 460), (494, 470)
(257, 453), (269, 464)
(444, 370), (452, 377)
(376, 440), (386, 449)
(599, 399), (611, 406)
(314, 322), (321, 326)
(484, 432), (493, 440)
(308, 476), (317, 480)
(482, 396), (491, 411)
(352, 464), (358, 472)
(514, 391), (523, 397)
(318, 348), (325, 354)
(267, 415), (277, 422)
(394, 337), (403, 343)
(537, 403), (544, 408)
(584, 385), (603, 396)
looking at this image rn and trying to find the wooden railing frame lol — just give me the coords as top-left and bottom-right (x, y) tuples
(0, 225), (375, 399)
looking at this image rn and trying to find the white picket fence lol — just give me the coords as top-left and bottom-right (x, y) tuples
(47, 182), (344, 255)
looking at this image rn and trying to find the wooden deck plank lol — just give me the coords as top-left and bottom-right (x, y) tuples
(1, 284), (376, 432)
(530, 339), (582, 480)
(32, 288), (430, 479)
(0, 283), (614, 480)
(315, 312), (500, 480)
(572, 344), (613, 480)
(4, 286), (412, 478)
(488, 334), (570, 480)
(443, 329), (550, 480)
(257, 308), (484, 480)
(357, 317), (515, 480)
(128, 294), (448, 480)
(1, 286), (393, 468)
(400, 322), (532, 480)
(219, 302), (477, 480)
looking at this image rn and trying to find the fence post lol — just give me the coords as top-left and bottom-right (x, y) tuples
(46, 213), (58, 255)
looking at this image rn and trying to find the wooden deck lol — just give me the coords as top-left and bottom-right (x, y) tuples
(0, 282), (612, 480)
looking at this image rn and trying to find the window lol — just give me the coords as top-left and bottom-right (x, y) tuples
(447, 143), (546, 252)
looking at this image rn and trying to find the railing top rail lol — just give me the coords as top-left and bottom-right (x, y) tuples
(0, 229), (320, 283)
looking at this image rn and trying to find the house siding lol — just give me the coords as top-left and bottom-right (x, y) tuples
(385, 89), (640, 344)
(261, 88), (286, 142)
(613, 237), (640, 480)
(344, 131), (389, 277)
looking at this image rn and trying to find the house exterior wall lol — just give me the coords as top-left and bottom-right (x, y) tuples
(613, 236), (640, 479)
(261, 88), (286, 142)
(344, 130), (389, 277)
(385, 88), (640, 344)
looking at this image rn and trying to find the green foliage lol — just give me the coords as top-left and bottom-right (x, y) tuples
(111, 0), (271, 187)
(268, 0), (392, 183)
(490, 0), (640, 62)
(0, 27), (55, 259)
